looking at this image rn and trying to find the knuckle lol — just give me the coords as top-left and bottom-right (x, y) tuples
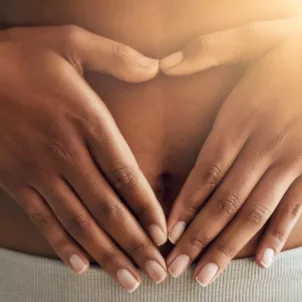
(69, 109), (99, 137)
(286, 204), (302, 219)
(213, 192), (239, 218)
(53, 237), (70, 254)
(110, 42), (133, 63)
(202, 164), (224, 189)
(96, 199), (122, 220)
(28, 208), (53, 231)
(245, 204), (270, 228)
(184, 201), (200, 217)
(270, 229), (286, 243)
(216, 243), (233, 259)
(68, 213), (91, 232)
(62, 25), (84, 45)
(263, 130), (287, 156)
(50, 140), (74, 163)
(109, 166), (138, 189)
(61, 25), (85, 74)
(194, 34), (216, 54)
(129, 241), (149, 257)
(135, 204), (152, 218)
(100, 250), (118, 269)
(188, 234), (209, 250)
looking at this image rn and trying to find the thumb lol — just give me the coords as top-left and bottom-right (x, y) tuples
(160, 17), (302, 76)
(61, 26), (159, 83)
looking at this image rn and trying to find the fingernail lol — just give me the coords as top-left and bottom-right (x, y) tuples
(137, 56), (159, 69)
(168, 221), (186, 244)
(117, 269), (140, 293)
(69, 254), (89, 274)
(168, 254), (190, 278)
(160, 52), (184, 71)
(149, 224), (167, 246)
(145, 260), (168, 284)
(260, 248), (275, 268)
(196, 263), (219, 287)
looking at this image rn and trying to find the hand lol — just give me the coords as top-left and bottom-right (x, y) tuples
(160, 16), (302, 75)
(159, 17), (302, 285)
(0, 25), (167, 292)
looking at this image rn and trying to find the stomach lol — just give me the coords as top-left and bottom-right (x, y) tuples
(1, 0), (302, 260)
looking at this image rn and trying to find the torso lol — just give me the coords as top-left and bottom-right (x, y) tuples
(1, 0), (302, 260)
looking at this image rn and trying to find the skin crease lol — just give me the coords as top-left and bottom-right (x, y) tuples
(0, 0), (302, 269)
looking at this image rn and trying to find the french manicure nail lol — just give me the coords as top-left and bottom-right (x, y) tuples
(146, 260), (167, 284)
(149, 224), (167, 246)
(160, 52), (184, 71)
(69, 254), (89, 274)
(168, 221), (186, 244)
(260, 248), (275, 268)
(168, 254), (190, 278)
(117, 269), (140, 293)
(196, 263), (219, 287)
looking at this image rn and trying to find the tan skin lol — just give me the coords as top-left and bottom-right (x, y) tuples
(161, 17), (302, 284)
(1, 0), (302, 292)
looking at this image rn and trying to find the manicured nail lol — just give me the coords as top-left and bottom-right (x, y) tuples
(260, 248), (275, 268)
(160, 52), (184, 71)
(117, 269), (140, 293)
(168, 221), (186, 244)
(168, 254), (190, 278)
(145, 260), (167, 284)
(196, 263), (219, 287)
(69, 254), (89, 274)
(137, 56), (159, 69)
(149, 224), (167, 246)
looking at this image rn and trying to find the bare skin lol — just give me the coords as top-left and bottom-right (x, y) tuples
(1, 0), (302, 291)
(0, 26), (171, 292)
(161, 17), (302, 283)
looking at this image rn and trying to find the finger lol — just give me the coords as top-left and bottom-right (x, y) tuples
(80, 103), (167, 246)
(255, 176), (302, 268)
(166, 143), (269, 277)
(167, 109), (250, 244)
(15, 186), (89, 275)
(57, 25), (159, 82)
(60, 141), (168, 283)
(34, 177), (143, 292)
(42, 64), (167, 247)
(193, 165), (295, 287)
(39, 175), (167, 287)
(160, 17), (302, 76)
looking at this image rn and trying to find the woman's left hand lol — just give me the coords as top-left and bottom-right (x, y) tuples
(159, 17), (302, 286)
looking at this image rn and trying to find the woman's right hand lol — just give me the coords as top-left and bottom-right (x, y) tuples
(0, 25), (167, 292)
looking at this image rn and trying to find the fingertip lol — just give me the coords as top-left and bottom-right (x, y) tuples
(145, 260), (168, 284)
(167, 254), (190, 278)
(69, 254), (90, 274)
(136, 56), (159, 70)
(149, 224), (168, 246)
(117, 269), (141, 293)
(168, 221), (186, 244)
(254, 256), (265, 269)
(258, 248), (275, 269)
(123, 60), (159, 83)
(160, 53), (219, 76)
(159, 51), (184, 72)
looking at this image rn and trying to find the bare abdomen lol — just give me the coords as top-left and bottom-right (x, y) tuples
(0, 0), (302, 260)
